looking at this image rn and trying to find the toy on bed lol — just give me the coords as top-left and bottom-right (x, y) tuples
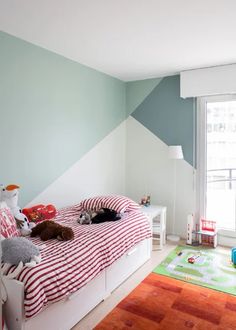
(22, 204), (57, 223)
(78, 208), (121, 225)
(1, 235), (42, 312)
(0, 184), (35, 236)
(1, 236), (42, 269)
(31, 220), (74, 241)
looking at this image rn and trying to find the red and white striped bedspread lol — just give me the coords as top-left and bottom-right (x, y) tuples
(5, 205), (151, 319)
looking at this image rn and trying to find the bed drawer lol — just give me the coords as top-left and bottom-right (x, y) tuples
(24, 271), (106, 330)
(106, 238), (150, 293)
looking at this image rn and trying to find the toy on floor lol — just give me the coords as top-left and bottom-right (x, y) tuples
(1, 236), (42, 268)
(198, 218), (217, 248)
(188, 255), (200, 264)
(187, 214), (200, 246)
(22, 204), (57, 223)
(231, 247), (236, 266)
(0, 184), (35, 236)
(31, 220), (74, 241)
(187, 215), (217, 248)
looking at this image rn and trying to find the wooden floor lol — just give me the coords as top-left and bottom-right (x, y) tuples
(72, 241), (178, 330)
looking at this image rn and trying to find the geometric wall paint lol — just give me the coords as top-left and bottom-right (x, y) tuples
(126, 77), (162, 116)
(132, 75), (195, 166)
(0, 31), (195, 215)
(28, 121), (126, 208)
(0, 32), (126, 206)
(126, 116), (195, 238)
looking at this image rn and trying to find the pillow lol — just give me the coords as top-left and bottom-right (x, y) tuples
(80, 195), (140, 213)
(126, 200), (141, 212)
(80, 196), (105, 211)
(0, 203), (19, 238)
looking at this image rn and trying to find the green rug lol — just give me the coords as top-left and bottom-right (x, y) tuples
(153, 245), (236, 296)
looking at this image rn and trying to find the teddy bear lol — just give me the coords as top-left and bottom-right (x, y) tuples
(31, 220), (74, 241)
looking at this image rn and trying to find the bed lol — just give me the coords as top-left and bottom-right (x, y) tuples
(2, 202), (152, 330)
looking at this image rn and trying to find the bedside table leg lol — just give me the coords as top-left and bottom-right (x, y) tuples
(163, 231), (166, 245)
(159, 234), (163, 250)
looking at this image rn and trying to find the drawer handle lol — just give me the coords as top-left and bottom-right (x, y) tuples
(127, 248), (137, 256)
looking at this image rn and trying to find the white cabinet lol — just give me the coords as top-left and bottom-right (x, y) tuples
(141, 205), (167, 250)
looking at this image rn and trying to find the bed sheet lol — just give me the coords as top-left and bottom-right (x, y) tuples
(4, 205), (151, 319)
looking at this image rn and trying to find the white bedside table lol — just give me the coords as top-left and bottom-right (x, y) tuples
(141, 205), (167, 250)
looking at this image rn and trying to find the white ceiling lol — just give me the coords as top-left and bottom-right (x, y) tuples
(1, 0), (236, 81)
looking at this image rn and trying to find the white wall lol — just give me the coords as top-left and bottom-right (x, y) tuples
(28, 122), (126, 208)
(125, 116), (194, 238)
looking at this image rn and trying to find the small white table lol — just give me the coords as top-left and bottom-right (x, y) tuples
(141, 205), (167, 250)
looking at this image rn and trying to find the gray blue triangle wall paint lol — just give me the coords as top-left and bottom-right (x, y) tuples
(131, 75), (194, 166)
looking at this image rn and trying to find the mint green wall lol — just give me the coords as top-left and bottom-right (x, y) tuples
(0, 32), (126, 206)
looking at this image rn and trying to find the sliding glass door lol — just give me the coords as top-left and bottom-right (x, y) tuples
(198, 95), (236, 235)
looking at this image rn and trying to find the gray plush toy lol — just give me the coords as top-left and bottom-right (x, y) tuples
(1, 237), (42, 268)
(78, 210), (93, 225)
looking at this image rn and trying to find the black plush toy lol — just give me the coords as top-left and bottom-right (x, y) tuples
(92, 208), (121, 223)
(78, 208), (121, 225)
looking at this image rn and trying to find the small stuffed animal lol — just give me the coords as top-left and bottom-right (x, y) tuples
(140, 195), (151, 207)
(92, 208), (121, 223)
(78, 211), (92, 225)
(22, 204), (57, 223)
(31, 221), (74, 241)
(78, 208), (121, 224)
(0, 184), (20, 214)
(1, 184), (35, 236)
(1, 235), (44, 312)
(14, 208), (36, 236)
(1, 236), (41, 267)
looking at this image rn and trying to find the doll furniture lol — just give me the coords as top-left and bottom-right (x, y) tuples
(197, 218), (218, 248)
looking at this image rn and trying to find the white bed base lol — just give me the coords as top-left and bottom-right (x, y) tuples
(3, 238), (151, 330)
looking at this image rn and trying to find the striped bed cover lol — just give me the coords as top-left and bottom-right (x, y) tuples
(5, 205), (151, 319)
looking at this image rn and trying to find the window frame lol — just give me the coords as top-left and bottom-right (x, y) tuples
(197, 94), (236, 238)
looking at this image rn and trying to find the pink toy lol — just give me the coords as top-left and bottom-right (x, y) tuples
(186, 216), (217, 248)
(198, 218), (217, 248)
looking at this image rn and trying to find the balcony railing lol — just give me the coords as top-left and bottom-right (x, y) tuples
(207, 168), (236, 190)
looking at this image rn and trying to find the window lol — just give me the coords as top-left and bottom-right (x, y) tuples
(198, 95), (236, 235)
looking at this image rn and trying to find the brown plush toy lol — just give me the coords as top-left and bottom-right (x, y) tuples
(31, 221), (74, 241)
